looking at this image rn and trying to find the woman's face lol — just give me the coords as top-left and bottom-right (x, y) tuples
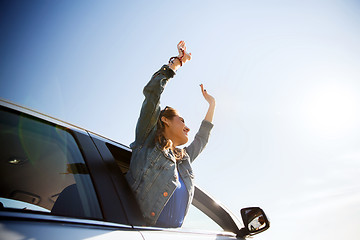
(163, 114), (190, 147)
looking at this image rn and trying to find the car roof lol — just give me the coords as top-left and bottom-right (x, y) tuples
(0, 98), (131, 151)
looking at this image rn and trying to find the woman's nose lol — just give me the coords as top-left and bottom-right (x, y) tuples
(185, 126), (190, 132)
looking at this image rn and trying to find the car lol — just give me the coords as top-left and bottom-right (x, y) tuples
(0, 98), (270, 239)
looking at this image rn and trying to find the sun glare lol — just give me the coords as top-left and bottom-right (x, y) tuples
(304, 85), (357, 135)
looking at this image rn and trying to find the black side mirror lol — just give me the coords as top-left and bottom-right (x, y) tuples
(240, 207), (270, 236)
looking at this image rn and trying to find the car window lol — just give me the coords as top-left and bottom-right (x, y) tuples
(105, 142), (131, 174)
(182, 204), (223, 231)
(0, 107), (102, 219)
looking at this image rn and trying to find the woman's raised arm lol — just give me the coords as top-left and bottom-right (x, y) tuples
(131, 41), (192, 148)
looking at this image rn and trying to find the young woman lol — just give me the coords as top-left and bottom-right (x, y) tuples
(126, 41), (215, 228)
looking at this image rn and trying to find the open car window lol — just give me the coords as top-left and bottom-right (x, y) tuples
(96, 136), (241, 232)
(0, 106), (102, 219)
(182, 204), (223, 231)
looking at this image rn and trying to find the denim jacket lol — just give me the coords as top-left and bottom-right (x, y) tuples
(126, 65), (214, 225)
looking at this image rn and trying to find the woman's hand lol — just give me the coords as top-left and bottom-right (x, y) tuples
(200, 84), (216, 123)
(177, 41), (192, 64)
(169, 41), (192, 71)
(200, 84), (215, 106)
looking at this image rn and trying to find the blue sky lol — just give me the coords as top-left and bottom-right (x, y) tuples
(1, 1), (360, 239)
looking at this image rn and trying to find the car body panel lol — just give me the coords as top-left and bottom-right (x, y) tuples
(140, 229), (239, 240)
(0, 212), (142, 240)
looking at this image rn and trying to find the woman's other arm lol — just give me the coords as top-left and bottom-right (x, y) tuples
(185, 85), (215, 162)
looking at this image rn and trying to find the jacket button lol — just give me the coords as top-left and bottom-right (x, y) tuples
(163, 192), (168, 197)
(151, 212), (155, 217)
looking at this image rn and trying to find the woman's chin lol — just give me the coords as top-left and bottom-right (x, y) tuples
(178, 136), (188, 146)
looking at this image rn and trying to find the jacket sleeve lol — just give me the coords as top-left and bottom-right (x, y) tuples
(185, 120), (214, 163)
(130, 65), (175, 148)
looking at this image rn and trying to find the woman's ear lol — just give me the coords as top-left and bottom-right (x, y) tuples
(161, 116), (170, 127)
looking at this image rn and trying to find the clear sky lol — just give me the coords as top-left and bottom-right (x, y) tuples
(1, 0), (360, 239)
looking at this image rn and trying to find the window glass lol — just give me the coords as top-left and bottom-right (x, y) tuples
(0, 108), (102, 219)
(182, 204), (223, 231)
(105, 142), (131, 174)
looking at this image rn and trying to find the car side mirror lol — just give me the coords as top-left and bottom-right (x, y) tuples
(240, 207), (270, 236)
